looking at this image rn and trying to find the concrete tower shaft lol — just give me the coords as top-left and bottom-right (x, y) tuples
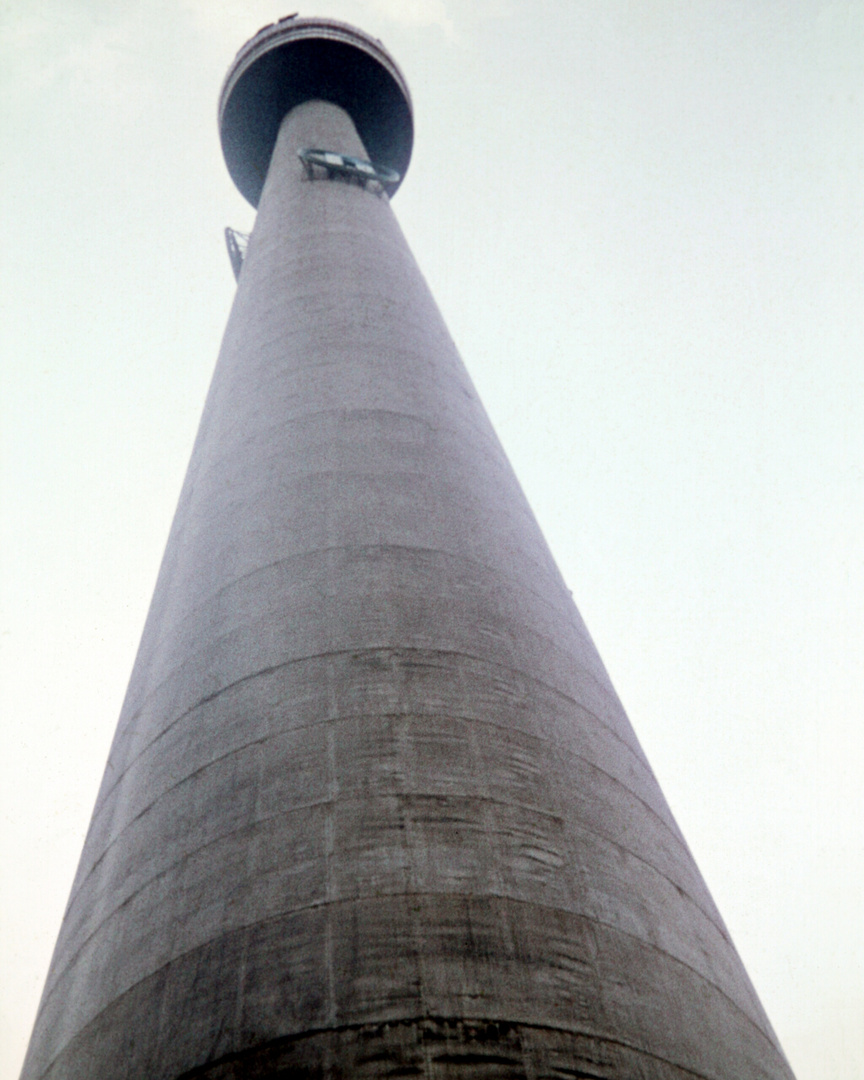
(21, 18), (795, 1080)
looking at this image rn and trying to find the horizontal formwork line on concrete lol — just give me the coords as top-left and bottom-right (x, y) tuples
(87, 660), (652, 866)
(169, 1017), (722, 1080)
(111, 645), (637, 786)
(138, 541), (585, 664)
(76, 717), (681, 919)
(37, 892), (777, 1080)
(51, 788), (732, 1022)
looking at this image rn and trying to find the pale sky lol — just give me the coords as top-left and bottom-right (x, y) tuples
(1, 2), (862, 1078)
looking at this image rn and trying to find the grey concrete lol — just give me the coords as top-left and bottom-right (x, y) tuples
(20, 20), (795, 1080)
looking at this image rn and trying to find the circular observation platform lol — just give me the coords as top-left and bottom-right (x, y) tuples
(219, 16), (413, 206)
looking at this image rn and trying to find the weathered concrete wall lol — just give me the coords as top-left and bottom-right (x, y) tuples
(21, 100), (795, 1080)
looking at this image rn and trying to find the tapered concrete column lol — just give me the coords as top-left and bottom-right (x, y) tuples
(20, 17), (795, 1080)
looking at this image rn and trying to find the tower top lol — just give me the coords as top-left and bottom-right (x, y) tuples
(219, 15), (413, 206)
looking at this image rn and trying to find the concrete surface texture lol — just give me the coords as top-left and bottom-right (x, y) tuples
(20, 20), (796, 1080)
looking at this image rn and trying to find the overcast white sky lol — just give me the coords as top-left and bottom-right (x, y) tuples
(1, 2), (862, 1078)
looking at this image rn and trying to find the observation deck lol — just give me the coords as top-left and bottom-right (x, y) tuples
(219, 15), (413, 206)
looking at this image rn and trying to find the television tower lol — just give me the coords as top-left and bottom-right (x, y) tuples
(21, 17), (795, 1080)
